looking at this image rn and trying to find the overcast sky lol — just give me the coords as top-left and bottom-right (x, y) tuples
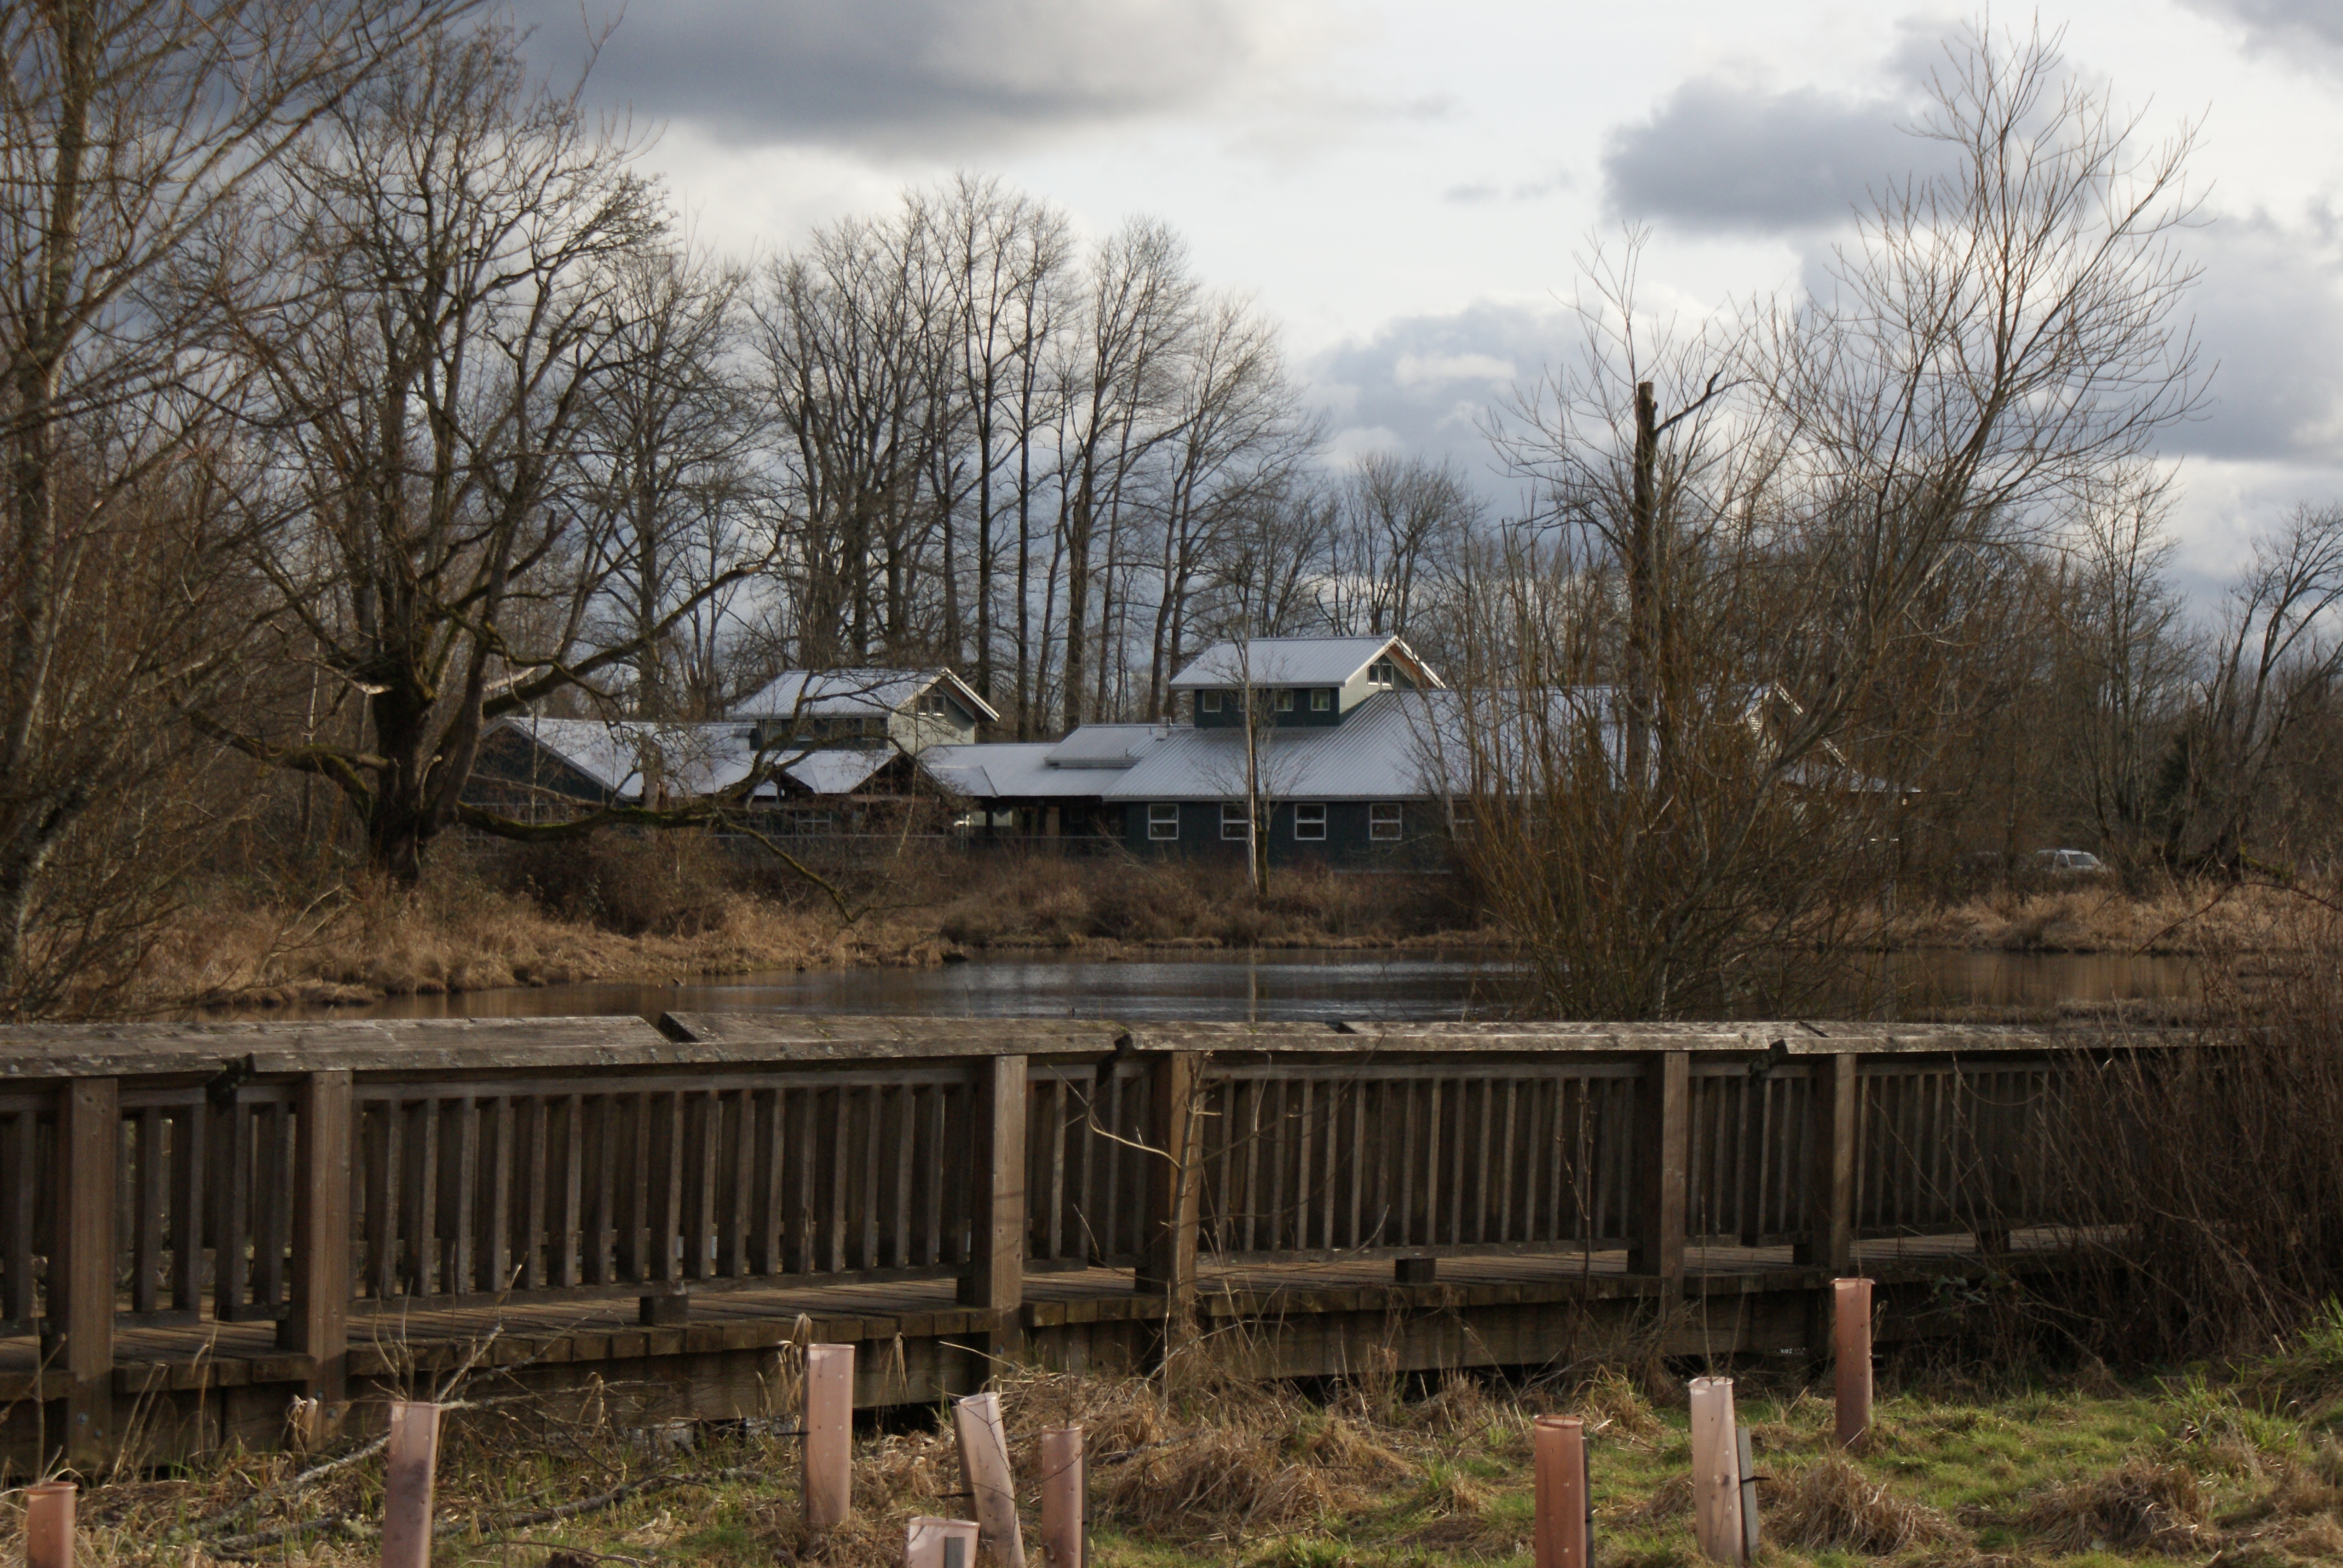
(512, 0), (2343, 599)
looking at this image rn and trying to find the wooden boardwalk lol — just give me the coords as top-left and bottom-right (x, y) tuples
(0, 1014), (2151, 1469)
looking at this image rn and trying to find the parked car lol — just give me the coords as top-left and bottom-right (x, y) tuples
(2033, 848), (2106, 873)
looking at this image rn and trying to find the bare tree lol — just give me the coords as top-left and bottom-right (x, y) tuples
(0, 0), (467, 1001)
(1467, 19), (2205, 1017)
(205, 26), (737, 881)
(1144, 294), (1315, 719)
(577, 240), (768, 718)
(1320, 452), (1482, 640)
(2164, 505), (2343, 876)
(1054, 218), (1194, 730)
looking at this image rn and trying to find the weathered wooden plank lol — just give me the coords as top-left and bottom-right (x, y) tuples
(54, 1077), (119, 1466)
(1631, 1053), (1689, 1289)
(285, 1071), (352, 1398)
(959, 1054), (1028, 1354)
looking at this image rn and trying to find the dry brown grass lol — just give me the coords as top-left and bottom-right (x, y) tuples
(112, 838), (1492, 1016)
(929, 854), (1482, 952)
(1772, 1455), (1961, 1553)
(1890, 880), (2304, 956)
(2021, 1459), (2209, 1555)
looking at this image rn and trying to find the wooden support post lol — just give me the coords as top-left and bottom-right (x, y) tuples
(26, 1480), (76, 1568)
(1687, 1377), (1745, 1566)
(1833, 1276), (1875, 1452)
(960, 1054), (1027, 1360)
(49, 1079), (117, 1471)
(804, 1343), (854, 1530)
(1136, 1052), (1201, 1354)
(1799, 1054), (1858, 1273)
(381, 1401), (442, 1568)
(1630, 1052), (1688, 1290)
(955, 1390), (1027, 1568)
(284, 1070), (352, 1403)
(1533, 1415), (1590, 1568)
(1038, 1423), (1085, 1568)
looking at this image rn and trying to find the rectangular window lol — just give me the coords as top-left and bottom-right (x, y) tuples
(1294, 803), (1327, 841)
(1370, 802), (1403, 841)
(1369, 659), (1394, 689)
(1200, 690), (1222, 714)
(1311, 688), (1330, 711)
(1276, 689), (1294, 712)
(1221, 802), (1252, 841)
(1449, 797), (1475, 829)
(1148, 803), (1179, 841)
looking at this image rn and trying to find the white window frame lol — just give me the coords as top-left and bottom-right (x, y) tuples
(1200, 690), (1223, 714)
(1449, 796), (1475, 829)
(1221, 802), (1253, 841)
(1369, 659), (1396, 690)
(1148, 803), (1179, 841)
(1311, 688), (1331, 711)
(1293, 802), (1327, 841)
(1369, 802), (1403, 841)
(1276, 689), (1294, 712)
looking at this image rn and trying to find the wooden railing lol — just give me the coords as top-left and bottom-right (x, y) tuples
(0, 1014), (2166, 1465)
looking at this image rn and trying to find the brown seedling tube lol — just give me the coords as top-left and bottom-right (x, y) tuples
(1834, 1276), (1875, 1452)
(906, 1514), (981, 1568)
(381, 1402), (443, 1568)
(1039, 1425), (1085, 1568)
(954, 1391), (1027, 1568)
(1532, 1415), (1589, 1568)
(803, 1343), (855, 1530)
(1686, 1377), (1745, 1566)
(26, 1481), (76, 1568)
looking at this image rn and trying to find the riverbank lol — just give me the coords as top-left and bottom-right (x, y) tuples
(25, 1338), (2343, 1566)
(96, 841), (2316, 1018)
(122, 844), (1492, 1016)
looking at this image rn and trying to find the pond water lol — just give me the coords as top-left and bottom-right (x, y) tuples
(211, 946), (2203, 1027)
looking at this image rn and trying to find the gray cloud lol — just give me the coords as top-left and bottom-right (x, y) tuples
(2172, 207), (2343, 463)
(1306, 301), (1578, 508)
(2181, 0), (2343, 56)
(509, 0), (1329, 151)
(1600, 76), (1960, 235)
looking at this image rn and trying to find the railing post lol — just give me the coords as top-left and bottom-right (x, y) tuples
(1630, 1051), (1687, 1290)
(1136, 1051), (1201, 1352)
(959, 1053), (1027, 1360)
(48, 1077), (117, 1471)
(284, 1070), (352, 1403)
(1799, 1053), (1858, 1274)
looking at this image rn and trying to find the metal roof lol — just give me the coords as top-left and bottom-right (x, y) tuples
(1041, 723), (1175, 768)
(1168, 635), (1440, 690)
(1098, 691), (1470, 802)
(920, 743), (1108, 800)
(490, 718), (772, 800)
(733, 667), (1001, 724)
(488, 717), (906, 801)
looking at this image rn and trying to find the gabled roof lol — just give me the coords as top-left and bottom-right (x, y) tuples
(733, 667), (1001, 724)
(485, 717), (909, 801)
(1098, 691), (1467, 802)
(488, 717), (771, 800)
(1167, 635), (1442, 690)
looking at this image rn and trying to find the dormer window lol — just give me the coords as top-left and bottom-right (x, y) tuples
(1369, 659), (1397, 690)
(1311, 689), (1330, 711)
(918, 691), (948, 716)
(1201, 691), (1223, 714)
(1276, 690), (1294, 713)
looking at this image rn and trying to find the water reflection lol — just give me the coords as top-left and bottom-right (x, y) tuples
(209, 946), (2201, 1027)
